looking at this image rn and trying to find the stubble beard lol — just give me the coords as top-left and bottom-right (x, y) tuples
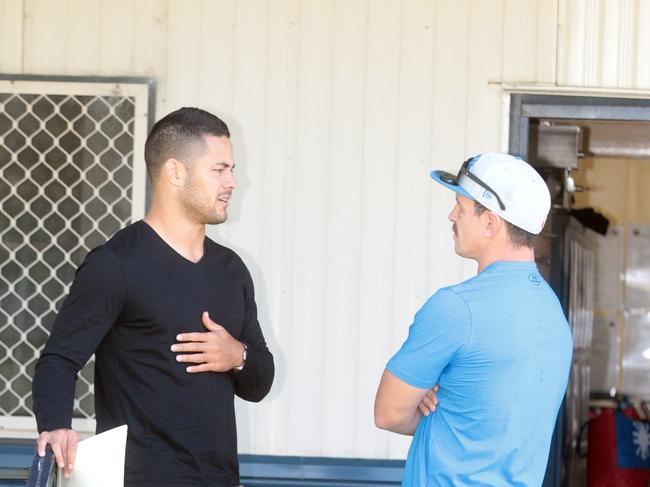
(452, 224), (464, 257)
(180, 180), (228, 226)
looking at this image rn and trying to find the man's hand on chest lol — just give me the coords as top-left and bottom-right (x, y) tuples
(171, 311), (247, 373)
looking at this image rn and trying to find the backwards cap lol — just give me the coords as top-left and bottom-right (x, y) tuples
(430, 152), (551, 234)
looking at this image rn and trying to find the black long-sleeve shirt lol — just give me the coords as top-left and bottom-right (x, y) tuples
(32, 221), (274, 486)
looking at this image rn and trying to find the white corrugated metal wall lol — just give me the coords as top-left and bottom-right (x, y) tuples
(1, 0), (650, 459)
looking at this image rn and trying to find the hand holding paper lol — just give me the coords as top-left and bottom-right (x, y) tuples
(56, 425), (127, 487)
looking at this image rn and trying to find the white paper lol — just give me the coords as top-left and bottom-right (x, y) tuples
(57, 425), (127, 487)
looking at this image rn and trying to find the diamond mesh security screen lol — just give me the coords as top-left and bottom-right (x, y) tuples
(0, 79), (151, 427)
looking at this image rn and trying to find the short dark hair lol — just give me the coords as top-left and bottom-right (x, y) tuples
(144, 107), (230, 181)
(473, 200), (536, 248)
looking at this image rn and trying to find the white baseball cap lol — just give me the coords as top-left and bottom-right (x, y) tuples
(430, 152), (551, 234)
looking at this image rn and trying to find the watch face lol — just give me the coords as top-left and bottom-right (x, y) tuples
(236, 343), (247, 371)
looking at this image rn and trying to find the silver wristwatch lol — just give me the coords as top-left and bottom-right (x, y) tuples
(233, 343), (248, 372)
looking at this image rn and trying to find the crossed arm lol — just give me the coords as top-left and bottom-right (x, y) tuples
(374, 369), (439, 436)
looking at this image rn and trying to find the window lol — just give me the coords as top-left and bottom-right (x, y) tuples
(0, 76), (154, 437)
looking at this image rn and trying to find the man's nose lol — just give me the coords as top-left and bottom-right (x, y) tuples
(225, 172), (237, 189)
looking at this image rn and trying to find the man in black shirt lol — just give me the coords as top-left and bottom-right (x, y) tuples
(32, 107), (274, 486)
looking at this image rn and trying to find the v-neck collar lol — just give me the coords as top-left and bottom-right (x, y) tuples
(139, 220), (207, 266)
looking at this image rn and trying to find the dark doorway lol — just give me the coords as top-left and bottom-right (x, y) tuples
(510, 94), (650, 487)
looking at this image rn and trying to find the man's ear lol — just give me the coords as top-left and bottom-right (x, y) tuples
(162, 158), (185, 187)
(483, 212), (502, 239)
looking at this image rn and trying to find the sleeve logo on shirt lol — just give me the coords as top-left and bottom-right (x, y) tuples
(528, 273), (541, 286)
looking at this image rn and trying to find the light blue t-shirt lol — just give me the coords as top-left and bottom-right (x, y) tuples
(387, 261), (572, 486)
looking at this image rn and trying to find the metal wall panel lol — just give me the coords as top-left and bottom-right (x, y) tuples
(20, 0), (169, 107)
(590, 315), (619, 394)
(623, 225), (650, 399)
(0, 0), (23, 73)
(557, 0), (650, 88)
(4, 0), (650, 461)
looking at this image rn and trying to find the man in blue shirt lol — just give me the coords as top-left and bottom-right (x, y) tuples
(375, 153), (573, 486)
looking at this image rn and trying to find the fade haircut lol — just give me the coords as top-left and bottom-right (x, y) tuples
(473, 200), (537, 249)
(144, 107), (230, 181)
